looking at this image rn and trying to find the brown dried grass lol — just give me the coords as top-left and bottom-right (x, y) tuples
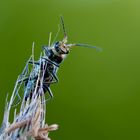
(0, 93), (58, 140)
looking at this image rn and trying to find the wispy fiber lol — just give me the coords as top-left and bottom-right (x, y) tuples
(0, 90), (58, 140)
(0, 59), (58, 140)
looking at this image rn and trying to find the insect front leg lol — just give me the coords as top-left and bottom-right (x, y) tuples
(17, 58), (40, 84)
(50, 71), (59, 84)
(17, 58), (32, 83)
(46, 86), (53, 98)
(11, 91), (22, 107)
(28, 60), (40, 65)
(43, 84), (54, 100)
(44, 69), (59, 85)
(11, 57), (33, 106)
(11, 76), (23, 107)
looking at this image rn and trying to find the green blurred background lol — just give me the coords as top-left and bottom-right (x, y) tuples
(0, 0), (140, 139)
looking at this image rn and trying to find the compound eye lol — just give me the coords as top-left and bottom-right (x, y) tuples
(54, 41), (62, 54)
(54, 41), (69, 54)
(55, 41), (60, 47)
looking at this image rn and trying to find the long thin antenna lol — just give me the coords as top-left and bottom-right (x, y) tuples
(60, 15), (68, 42)
(51, 25), (60, 46)
(67, 43), (102, 51)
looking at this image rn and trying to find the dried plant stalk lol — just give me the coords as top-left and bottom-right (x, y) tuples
(0, 43), (59, 139)
(0, 77), (58, 140)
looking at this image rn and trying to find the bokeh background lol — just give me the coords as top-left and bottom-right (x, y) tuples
(0, 0), (140, 139)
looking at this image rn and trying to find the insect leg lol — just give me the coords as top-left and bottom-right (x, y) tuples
(11, 76), (23, 107)
(11, 91), (21, 107)
(17, 77), (29, 84)
(41, 57), (59, 67)
(46, 87), (53, 98)
(17, 61), (30, 84)
(18, 57), (39, 84)
(43, 69), (59, 85)
(51, 71), (59, 83)
(28, 61), (40, 65)
(41, 85), (54, 104)
(49, 70), (59, 84)
(11, 57), (32, 107)
(17, 59), (31, 85)
(43, 84), (53, 98)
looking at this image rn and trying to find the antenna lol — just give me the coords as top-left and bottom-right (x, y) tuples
(51, 24), (60, 46)
(60, 15), (68, 42)
(67, 43), (102, 51)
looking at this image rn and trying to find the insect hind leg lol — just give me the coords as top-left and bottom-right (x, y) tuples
(11, 91), (21, 107)
(41, 84), (54, 104)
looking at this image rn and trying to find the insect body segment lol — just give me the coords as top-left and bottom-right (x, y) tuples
(24, 54), (59, 101)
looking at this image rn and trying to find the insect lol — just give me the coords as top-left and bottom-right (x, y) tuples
(11, 16), (100, 106)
